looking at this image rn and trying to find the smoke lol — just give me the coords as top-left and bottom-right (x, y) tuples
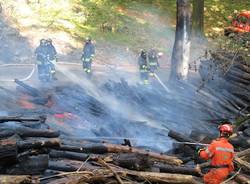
(1, 1), (246, 152)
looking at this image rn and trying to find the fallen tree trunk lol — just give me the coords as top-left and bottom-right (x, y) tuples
(0, 139), (17, 165)
(49, 149), (89, 161)
(6, 154), (48, 175)
(18, 138), (60, 150)
(16, 127), (60, 138)
(58, 143), (182, 165)
(0, 175), (32, 184)
(155, 163), (201, 176)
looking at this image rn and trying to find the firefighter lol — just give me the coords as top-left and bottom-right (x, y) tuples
(148, 48), (159, 76)
(197, 123), (234, 184)
(81, 37), (95, 74)
(46, 38), (57, 75)
(138, 50), (149, 85)
(35, 39), (48, 78)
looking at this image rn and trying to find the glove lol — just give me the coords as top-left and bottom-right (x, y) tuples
(195, 146), (205, 156)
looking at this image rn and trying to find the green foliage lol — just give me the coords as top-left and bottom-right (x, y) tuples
(3, 0), (250, 49)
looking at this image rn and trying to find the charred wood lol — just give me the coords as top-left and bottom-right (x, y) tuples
(15, 127), (60, 138)
(168, 130), (197, 149)
(6, 154), (48, 175)
(15, 79), (42, 97)
(17, 138), (60, 150)
(49, 149), (89, 161)
(0, 129), (15, 139)
(112, 153), (152, 171)
(0, 115), (46, 123)
(58, 143), (182, 165)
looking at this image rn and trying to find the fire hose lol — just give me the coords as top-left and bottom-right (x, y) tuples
(69, 136), (208, 146)
(0, 63), (36, 82)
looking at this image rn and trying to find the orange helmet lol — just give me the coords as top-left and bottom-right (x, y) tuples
(218, 124), (233, 135)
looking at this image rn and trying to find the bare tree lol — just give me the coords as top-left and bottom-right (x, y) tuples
(192, 0), (204, 38)
(170, 0), (192, 80)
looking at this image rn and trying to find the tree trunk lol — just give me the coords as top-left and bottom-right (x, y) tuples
(170, 0), (192, 80)
(192, 0), (204, 38)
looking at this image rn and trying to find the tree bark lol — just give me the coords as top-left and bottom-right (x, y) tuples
(0, 175), (32, 184)
(192, 0), (204, 38)
(170, 0), (192, 80)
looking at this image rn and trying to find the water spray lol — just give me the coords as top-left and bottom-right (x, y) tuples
(72, 136), (208, 146)
(153, 73), (170, 93)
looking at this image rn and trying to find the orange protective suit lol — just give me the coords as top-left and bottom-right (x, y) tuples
(199, 137), (234, 184)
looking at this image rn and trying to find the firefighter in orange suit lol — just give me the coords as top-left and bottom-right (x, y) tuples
(197, 123), (234, 184)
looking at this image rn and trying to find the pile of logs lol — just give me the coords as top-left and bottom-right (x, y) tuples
(0, 115), (249, 184)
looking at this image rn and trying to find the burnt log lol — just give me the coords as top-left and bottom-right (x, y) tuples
(154, 163), (201, 176)
(113, 153), (152, 171)
(18, 138), (60, 150)
(48, 160), (80, 172)
(0, 139), (17, 165)
(0, 175), (32, 184)
(15, 79), (41, 97)
(16, 127), (60, 138)
(6, 154), (48, 175)
(168, 130), (197, 149)
(189, 130), (215, 143)
(0, 129), (15, 139)
(0, 115), (46, 123)
(49, 149), (89, 161)
(58, 143), (182, 165)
